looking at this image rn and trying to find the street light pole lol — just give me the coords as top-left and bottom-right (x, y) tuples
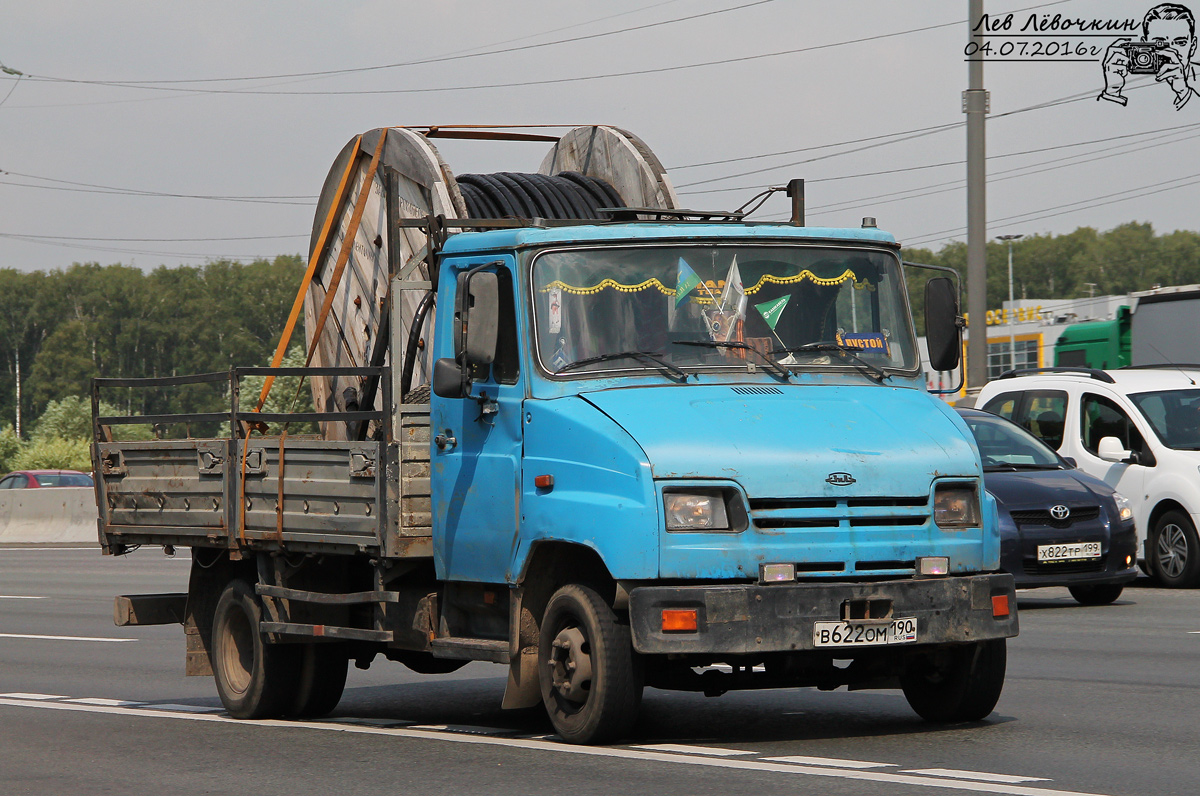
(997, 234), (1024, 373)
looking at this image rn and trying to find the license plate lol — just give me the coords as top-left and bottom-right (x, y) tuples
(813, 617), (917, 647)
(1037, 542), (1101, 562)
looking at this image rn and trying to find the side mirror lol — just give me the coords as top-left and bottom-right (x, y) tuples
(456, 271), (499, 368)
(1062, 456), (1077, 468)
(432, 358), (466, 399)
(1097, 436), (1131, 463)
(925, 277), (961, 372)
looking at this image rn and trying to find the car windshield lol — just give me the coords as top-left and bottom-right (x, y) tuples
(36, 473), (93, 487)
(961, 412), (1064, 471)
(1129, 388), (1200, 450)
(530, 244), (917, 377)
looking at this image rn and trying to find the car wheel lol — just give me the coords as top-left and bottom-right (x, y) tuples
(538, 584), (642, 744)
(1151, 510), (1200, 588)
(900, 639), (1006, 723)
(1067, 584), (1124, 605)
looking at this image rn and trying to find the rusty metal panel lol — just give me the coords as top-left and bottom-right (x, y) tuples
(239, 439), (382, 549)
(97, 440), (230, 547)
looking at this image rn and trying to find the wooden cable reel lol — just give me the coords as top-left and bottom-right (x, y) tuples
(302, 126), (679, 440)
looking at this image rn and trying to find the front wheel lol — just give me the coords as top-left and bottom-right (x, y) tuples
(538, 584), (642, 744)
(1068, 584), (1124, 605)
(1151, 510), (1200, 588)
(211, 579), (299, 719)
(900, 639), (1006, 723)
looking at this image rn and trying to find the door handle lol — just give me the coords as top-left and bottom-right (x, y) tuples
(435, 431), (457, 451)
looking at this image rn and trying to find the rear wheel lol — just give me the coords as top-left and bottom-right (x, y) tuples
(901, 639), (1006, 723)
(538, 584), (642, 744)
(1067, 584), (1124, 605)
(211, 579), (299, 719)
(289, 644), (348, 718)
(1151, 510), (1200, 588)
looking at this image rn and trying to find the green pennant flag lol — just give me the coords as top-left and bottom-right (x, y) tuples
(755, 294), (791, 330)
(674, 257), (702, 307)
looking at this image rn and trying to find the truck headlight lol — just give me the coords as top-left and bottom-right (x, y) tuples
(1113, 492), (1134, 523)
(664, 490), (729, 531)
(933, 483), (980, 529)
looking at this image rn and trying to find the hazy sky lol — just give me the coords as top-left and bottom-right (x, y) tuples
(2, 0), (1197, 272)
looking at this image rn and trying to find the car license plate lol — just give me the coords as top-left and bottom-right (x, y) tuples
(813, 617), (917, 647)
(1037, 542), (1102, 562)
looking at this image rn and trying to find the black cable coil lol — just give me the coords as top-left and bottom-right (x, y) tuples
(456, 171), (625, 221)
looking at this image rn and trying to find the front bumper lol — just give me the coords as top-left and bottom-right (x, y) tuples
(629, 573), (1017, 655)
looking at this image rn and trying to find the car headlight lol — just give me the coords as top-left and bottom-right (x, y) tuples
(1112, 492), (1134, 523)
(664, 490), (730, 531)
(934, 483), (980, 529)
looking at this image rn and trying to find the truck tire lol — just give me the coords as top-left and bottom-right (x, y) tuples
(900, 639), (1006, 723)
(1150, 510), (1200, 588)
(1067, 584), (1124, 605)
(211, 579), (299, 719)
(538, 584), (642, 744)
(289, 644), (348, 718)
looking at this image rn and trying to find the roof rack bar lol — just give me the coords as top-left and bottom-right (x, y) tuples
(997, 367), (1115, 383)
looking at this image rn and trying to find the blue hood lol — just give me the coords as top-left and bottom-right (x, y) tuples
(581, 383), (980, 499)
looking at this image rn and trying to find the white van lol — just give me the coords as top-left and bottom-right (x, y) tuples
(977, 367), (1200, 587)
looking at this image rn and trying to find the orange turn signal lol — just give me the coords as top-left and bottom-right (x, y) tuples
(534, 474), (554, 489)
(661, 608), (699, 632)
(991, 594), (1010, 618)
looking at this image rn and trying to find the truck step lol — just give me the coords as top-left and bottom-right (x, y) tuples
(259, 621), (393, 643)
(429, 637), (510, 663)
(256, 584), (400, 604)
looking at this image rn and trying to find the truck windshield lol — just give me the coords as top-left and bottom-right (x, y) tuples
(1129, 388), (1200, 450)
(530, 244), (916, 377)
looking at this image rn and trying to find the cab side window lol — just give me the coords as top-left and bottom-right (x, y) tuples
(1081, 393), (1145, 457)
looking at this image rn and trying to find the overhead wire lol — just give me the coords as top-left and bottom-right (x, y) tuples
(8, 1), (1067, 100)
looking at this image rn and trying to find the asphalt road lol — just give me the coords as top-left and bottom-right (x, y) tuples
(1, 547), (1197, 796)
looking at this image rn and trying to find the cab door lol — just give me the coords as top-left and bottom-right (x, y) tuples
(429, 258), (524, 584)
(1073, 391), (1151, 511)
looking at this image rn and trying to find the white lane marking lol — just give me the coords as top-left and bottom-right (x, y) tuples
(0, 696), (1114, 796)
(0, 692), (65, 700)
(763, 755), (894, 769)
(1186, 631), (1200, 634)
(634, 743), (755, 757)
(65, 697), (145, 707)
(0, 633), (135, 643)
(0, 547), (98, 552)
(0, 595), (47, 600)
(906, 770), (1051, 784)
(147, 703), (222, 713)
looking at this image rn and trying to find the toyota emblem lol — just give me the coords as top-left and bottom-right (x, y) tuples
(1049, 504), (1070, 521)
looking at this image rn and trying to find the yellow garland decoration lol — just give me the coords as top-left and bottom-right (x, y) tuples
(540, 269), (858, 301)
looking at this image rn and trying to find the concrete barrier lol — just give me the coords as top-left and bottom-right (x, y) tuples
(0, 488), (99, 545)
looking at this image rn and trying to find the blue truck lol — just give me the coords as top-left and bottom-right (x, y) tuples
(93, 126), (1017, 744)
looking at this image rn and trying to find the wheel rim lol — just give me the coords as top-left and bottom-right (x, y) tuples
(1156, 523), (1189, 579)
(547, 625), (593, 706)
(219, 606), (254, 696)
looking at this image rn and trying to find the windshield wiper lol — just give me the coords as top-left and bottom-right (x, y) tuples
(774, 342), (891, 383)
(672, 340), (791, 380)
(557, 350), (689, 381)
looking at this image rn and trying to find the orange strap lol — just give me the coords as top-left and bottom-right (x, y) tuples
(254, 134), (364, 412)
